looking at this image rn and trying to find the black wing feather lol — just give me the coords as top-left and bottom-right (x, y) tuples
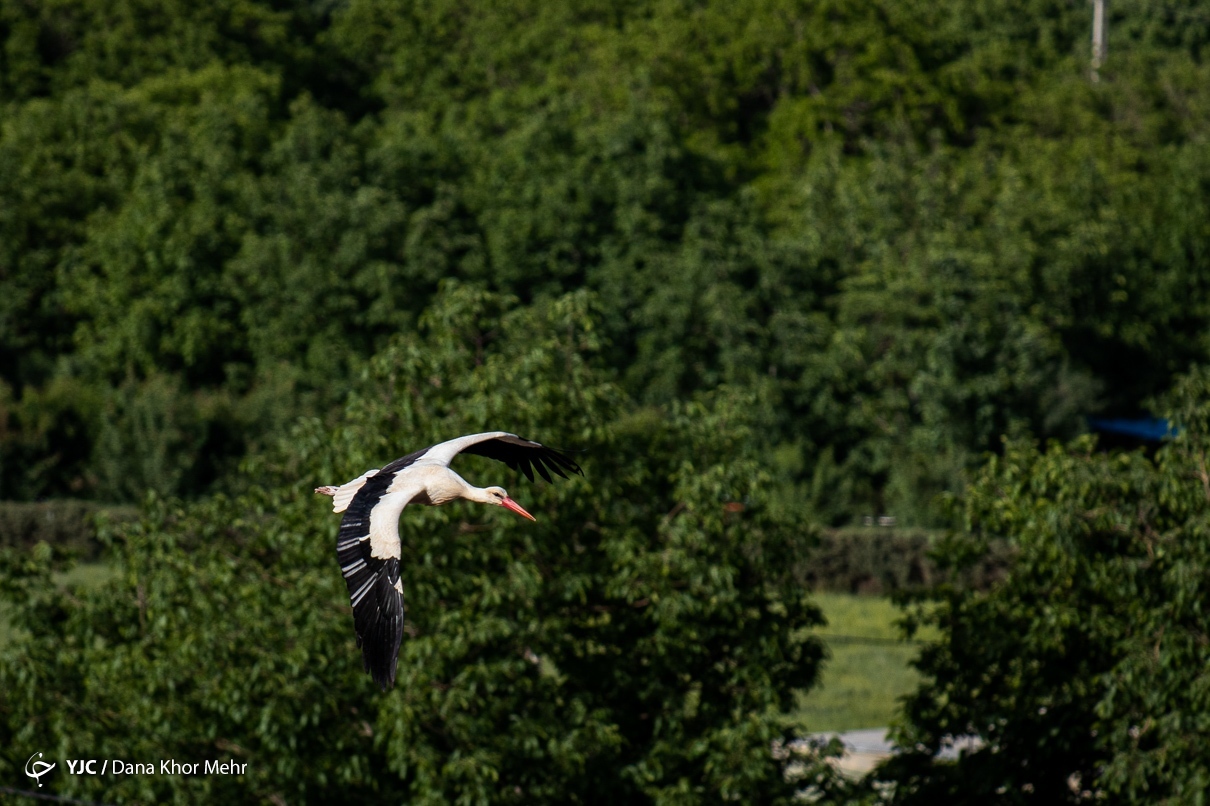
(460, 436), (583, 483)
(335, 451), (423, 691)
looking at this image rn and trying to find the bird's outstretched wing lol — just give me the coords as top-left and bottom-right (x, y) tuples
(336, 457), (424, 691)
(418, 431), (583, 483)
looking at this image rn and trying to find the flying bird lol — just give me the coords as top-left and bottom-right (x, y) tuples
(316, 431), (582, 690)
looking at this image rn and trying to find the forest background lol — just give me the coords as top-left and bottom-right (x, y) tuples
(2, 0), (1210, 803)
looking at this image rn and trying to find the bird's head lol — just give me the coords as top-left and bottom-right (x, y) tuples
(484, 486), (536, 521)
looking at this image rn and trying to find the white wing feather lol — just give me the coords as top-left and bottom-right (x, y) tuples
(331, 468), (380, 513)
(413, 431), (539, 468)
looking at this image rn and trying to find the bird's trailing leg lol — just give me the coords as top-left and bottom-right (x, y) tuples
(315, 486), (338, 497)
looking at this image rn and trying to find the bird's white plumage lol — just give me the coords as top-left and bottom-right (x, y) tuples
(330, 434), (557, 555)
(336, 433), (566, 561)
(330, 468), (380, 513)
(411, 431), (539, 468)
(363, 467), (477, 560)
(368, 488), (416, 560)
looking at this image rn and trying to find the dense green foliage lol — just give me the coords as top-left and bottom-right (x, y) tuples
(4, 0), (1209, 523)
(0, 289), (852, 803)
(876, 369), (1210, 803)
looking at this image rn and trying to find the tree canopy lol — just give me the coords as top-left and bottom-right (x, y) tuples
(3, 0), (1208, 522)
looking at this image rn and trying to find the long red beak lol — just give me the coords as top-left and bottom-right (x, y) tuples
(501, 496), (536, 522)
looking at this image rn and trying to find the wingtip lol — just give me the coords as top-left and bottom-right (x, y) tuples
(545, 446), (584, 477)
(364, 653), (398, 691)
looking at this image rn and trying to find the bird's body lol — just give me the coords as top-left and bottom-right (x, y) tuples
(316, 431), (582, 690)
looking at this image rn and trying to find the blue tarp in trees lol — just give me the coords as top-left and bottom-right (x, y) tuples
(1086, 417), (1175, 441)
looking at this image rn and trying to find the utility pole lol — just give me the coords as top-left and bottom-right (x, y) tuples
(1091, 0), (1107, 82)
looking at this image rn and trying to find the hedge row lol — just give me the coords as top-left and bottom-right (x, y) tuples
(804, 528), (1011, 594)
(1, 501), (1009, 594)
(0, 500), (136, 559)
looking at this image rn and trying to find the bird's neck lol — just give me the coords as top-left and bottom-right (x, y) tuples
(460, 484), (496, 505)
(426, 468), (481, 506)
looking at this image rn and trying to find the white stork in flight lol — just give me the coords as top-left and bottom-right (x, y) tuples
(315, 431), (582, 690)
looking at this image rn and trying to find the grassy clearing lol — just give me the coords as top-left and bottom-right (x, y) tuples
(0, 561), (118, 646)
(796, 592), (938, 733)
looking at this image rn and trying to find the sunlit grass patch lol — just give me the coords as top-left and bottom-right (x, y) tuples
(796, 593), (938, 733)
